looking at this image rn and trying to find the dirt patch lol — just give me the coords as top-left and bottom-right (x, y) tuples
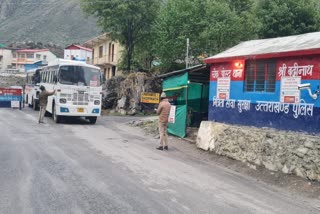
(128, 118), (159, 137)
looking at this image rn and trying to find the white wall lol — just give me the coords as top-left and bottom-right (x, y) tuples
(37, 51), (58, 65)
(0, 50), (57, 72)
(64, 49), (92, 61)
(0, 49), (13, 72)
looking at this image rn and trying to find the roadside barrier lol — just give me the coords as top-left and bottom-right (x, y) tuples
(0, 87), (23, 110)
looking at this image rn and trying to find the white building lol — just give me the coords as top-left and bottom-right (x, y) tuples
(0, 48), (13, 72)
(11, 49), (57, 72)
(64, 44), (92, 64)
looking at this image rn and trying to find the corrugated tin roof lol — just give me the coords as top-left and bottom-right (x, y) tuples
(157, 64), (210, 83)
(205, 31), (320, 62)
(16, 49), (49, 53)
(157, 64), (205, 78)
(82, 33), (112, 48)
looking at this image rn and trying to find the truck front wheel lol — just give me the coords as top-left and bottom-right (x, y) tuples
(52, 104), (61, 123)
(87, 117), (97, 124)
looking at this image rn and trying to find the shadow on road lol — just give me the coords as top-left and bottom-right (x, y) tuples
(45, 115), (93, 125)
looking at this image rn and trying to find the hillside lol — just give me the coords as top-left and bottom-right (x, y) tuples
(0, 0), (100, 47)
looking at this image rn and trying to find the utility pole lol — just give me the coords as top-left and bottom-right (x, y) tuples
(186, 38), (189, 69)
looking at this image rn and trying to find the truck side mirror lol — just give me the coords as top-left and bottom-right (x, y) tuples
(53, 76), (57, 83)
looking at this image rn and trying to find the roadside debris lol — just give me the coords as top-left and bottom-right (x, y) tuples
(0, 73), (26, 88)
(129, 118), (159, 137)
(103, 72), (161, 115)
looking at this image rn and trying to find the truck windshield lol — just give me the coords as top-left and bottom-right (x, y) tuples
(59, 65), (101, 86)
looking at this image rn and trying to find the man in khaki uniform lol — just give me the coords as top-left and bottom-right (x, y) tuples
(156, 92), (171, 150)
(38, 85), (55, 124)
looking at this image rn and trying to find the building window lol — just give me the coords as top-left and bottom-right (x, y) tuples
(18, 54), (25, 58)
(43, 55), (47, 60)
(266, 61), (276, 92)
(36, 54), (41, 59)
(112, 66), (116, 76)
(27, 53), (34, 59)
(111, 44), (114, 62)
(99, 46), (103, 58)
(244, 60), (276, 92)
(109, 43), (112, 61)
(12, 53), (17, 58)
(103, 68), (106, 80)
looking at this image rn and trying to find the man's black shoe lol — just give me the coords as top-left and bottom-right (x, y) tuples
(156, 146), (163, 150)
(164, 146), (168, 150)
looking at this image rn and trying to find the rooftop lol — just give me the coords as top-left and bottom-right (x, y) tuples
(82, 33), (113, 48)
(205, 31), (320, 63)
(157, 64), (210, 83)
(16, 49), (50, 53)
(65, 44), (92, 52)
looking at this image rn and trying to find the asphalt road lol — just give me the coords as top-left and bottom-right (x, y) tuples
(0, 108), (319, 214)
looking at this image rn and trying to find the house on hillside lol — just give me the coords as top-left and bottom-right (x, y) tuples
(82, 33), (122, 80)
(204, 31), (320, 134)
(11, 49), (57, 72)
(64, 44), (92, 63)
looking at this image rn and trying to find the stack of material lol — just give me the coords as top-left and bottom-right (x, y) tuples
(0, 73), (26, 88)
(103, 72), (161, 115)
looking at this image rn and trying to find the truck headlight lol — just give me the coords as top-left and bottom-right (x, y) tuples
(94, 100), (100, 105)
(59, 98), (67, 104)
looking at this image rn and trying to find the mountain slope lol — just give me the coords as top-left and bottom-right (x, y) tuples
(0, 0), (100, 46)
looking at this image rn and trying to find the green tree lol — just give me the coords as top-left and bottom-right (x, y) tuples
(226, 0), (255, 15)
(225, 0), (261, 40)
(80, 0), (160, 72)
(256, 0), (320, 38)
(152, 0), (259, 71)
(200, 0), (259, 56)
(152, 0), (205, 70)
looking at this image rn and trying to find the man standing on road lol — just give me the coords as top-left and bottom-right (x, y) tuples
(156, 92), (171, 150)
(38, 85), (55, 124)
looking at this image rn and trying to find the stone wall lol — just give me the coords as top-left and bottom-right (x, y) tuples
(196, 121), (320, 181)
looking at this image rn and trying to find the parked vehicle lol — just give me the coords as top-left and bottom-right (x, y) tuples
(24, 68), (41, 110)
(39, 59), (103, 124)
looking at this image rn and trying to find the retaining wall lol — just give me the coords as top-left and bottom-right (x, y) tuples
(197, 121), (320, 181)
